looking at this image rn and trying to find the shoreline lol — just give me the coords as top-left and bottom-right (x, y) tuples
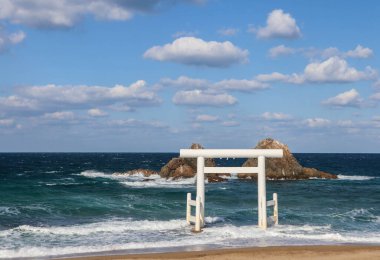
(56, 245), (380, 260)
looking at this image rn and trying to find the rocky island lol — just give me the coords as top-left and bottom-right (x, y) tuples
(118, 138), (337, 181)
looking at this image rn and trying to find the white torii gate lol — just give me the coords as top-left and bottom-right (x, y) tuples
(180, 149), (283, 232)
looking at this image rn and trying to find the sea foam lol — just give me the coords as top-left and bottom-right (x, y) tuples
(1, 220), (379, 258)
(337, 175), (376, 181)
(79, 170), (196, 188)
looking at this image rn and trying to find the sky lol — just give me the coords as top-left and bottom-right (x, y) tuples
(0, 0), (380, 152)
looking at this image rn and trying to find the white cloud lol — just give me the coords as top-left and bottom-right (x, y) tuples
(373, 80), (380, 89)
(256, 9), (301, 39)
(0, 0), (131, 28)
(143, 37), (249, 67)
(0, 0), (202, 29)
(0, 118), (14, 126)
(262, 112), (292, 120)
(255, 72), (304, 84)
(269, 45), (374, 60)
(0, 30), (26, 52)
(213, 79), (268, 92)
(0, 81), (160, 117)
(0, 95), (38, 111)
(19, 80), (159, 106)
(323, 89), (363, 107)
(303, 57), (376, 83)
(268, 45), (295, 58)
(221, 121), (240, 127)
(345, 45), (373, 58)
(305, 118), (331, 128)
(108, 118), (168, 129)
(217, 27), (239, 36)
(337, 120), (353, 127)
(43, 111), (74, 120)
(257, 57), (376, 84)
(195, 114), (219, 122)
(172, 90), (237, 106)
(159, 76), (210, 89)
(160, 76), (268, 92)
(370, 92), (380, 101)
(88, 108), (107, 117)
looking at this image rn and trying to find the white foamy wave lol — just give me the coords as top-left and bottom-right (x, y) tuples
(79, 170), (195, 188)
(337, 175), (376, 180)
(332, 208), (379, 222)
(0, 206), (20, 216)
(205, 216), (224, 224)
(10, 219), (187, 236)
(1, 221), (379, 258)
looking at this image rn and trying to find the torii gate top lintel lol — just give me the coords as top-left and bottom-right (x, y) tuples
(180, 148), (283, 159)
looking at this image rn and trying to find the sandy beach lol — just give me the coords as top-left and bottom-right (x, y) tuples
(63, 245), (380, 260)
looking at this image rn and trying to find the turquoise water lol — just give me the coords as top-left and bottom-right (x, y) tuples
(0, 153), (379, 259)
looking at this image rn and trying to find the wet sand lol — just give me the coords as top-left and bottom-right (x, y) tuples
(62, 245), (380, 260)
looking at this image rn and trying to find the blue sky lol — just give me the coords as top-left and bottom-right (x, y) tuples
(0, 0), (380, 152)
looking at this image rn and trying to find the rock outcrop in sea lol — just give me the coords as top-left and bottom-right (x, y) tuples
(159, 143), (226, 182)
(240, 138), (337, 180)
(119, 138), (337, 181)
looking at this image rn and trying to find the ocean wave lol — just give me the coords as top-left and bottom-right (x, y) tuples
(1, 220), (379, 258)
(331, 208), (379, 222)
(9, 219), (188, 236)
(79, 170), (196, 188)
(0, 206), (20, 216)
(337, 175), (376, 180)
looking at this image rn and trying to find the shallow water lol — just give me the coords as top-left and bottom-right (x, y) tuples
(0, 153), (379, 259)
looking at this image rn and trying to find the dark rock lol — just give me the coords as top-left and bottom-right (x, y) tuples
(242, 138), (337, 180)
(159, 143), (216, 179)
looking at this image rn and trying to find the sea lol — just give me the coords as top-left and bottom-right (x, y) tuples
(0, 153), (379, 259)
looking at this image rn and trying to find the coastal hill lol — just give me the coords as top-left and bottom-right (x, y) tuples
(121, 138), (337, 180)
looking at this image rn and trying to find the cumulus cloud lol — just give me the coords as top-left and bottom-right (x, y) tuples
(262, 112), (292, 120)
(143, 37), (249, 67)
(160, 76), (268, 92)
(0, 0), (202, 29)
(108, 118), (168, 129)
(195, 114), (219, 122)
(213, 79), (268, 92)
(303, 57), (376, 83)
(345, 45), (373, 58)
(255, 9), (301, 39)
(159, 76), (210, 89)
(268, 45), (295, 58)
(88, 108), (107, 117)
(43, 111), (74, 120)
(217, 27), (239, 36)
(269, 45), (374, 60)
(0, 80), (160, 117)
(0, 95), (38, 111)
(257, 57), (376, 84)
(323, 89), (363, 107)
(19, 80), (159, 106)
(304, 118), (331, 128)
(0, 30), (26, 52)
(172, 89), (237, 106)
